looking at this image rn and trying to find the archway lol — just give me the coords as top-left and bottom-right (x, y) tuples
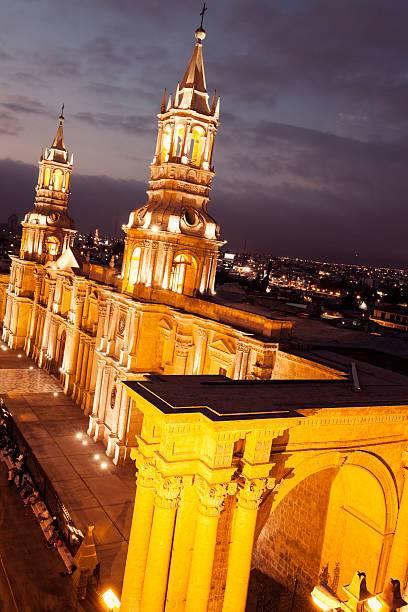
(128, 246), (141, 288)
(169, 253), (197, 296)
(249, 452), (397, 610)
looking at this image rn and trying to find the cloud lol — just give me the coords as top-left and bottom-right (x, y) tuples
(74, 111), (154, 135)
(0, 112), (22, 136)
(0, 95), (48, 116)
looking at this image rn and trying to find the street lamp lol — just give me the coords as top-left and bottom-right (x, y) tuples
(366, 580), (407, 612)
(102, 588), (121, 611)
(311, 574), (407, 612)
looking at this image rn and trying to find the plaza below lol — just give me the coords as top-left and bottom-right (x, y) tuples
(0, 343), (135, 599)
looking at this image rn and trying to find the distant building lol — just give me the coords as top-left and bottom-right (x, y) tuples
(371, 304), (408, 332)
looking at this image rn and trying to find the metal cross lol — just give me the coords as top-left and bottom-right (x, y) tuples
(200, 2), (207, 29)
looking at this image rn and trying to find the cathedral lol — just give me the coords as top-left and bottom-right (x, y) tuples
(0, 23), (340, 464)
(1, 18), (408, 612)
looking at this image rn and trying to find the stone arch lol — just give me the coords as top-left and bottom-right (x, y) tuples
(250, 450), (399, 609)
(169, 252), (198, 296)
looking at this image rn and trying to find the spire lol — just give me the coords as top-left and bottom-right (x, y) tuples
(177, 22), (211, 115)
(51, 105), (66, 152)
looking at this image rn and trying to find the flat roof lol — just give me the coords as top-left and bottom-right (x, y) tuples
(124, 358), (408, 422)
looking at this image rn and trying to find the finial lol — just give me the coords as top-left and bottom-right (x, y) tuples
(59, 103), (65, 124)
(160, 88), (167, 113)
(195, 2), (207, 41)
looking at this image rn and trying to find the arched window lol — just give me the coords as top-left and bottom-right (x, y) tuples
(170, 253), (197, 295)
(53, 169), (63, 191)
(161, 125), (172, 163)
(43, 167), (51, 188)
(129, 246), (141, 286)
(189, 126), (206, 166)
(64, 173), (70, 191)
(175, 125), (185, 157)
(45, 235), (60, 256)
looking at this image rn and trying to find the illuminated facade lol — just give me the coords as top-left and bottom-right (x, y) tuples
(0, 27), (341, 465)
(2, 20), (407, 612)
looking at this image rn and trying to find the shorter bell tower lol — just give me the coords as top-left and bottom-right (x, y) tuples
(122, 23), (223, 299)
(20, 108), (76, 263)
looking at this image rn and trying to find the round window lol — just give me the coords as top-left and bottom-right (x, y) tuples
(183, 208), (198, 227)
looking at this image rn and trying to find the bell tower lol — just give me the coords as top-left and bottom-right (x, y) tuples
(122, 21), (223, 298)
(20, 108), (76, 263)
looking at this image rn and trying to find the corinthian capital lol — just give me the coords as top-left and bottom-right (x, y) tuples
(237, 341), (250, 354)
(134, 452), (157, 488)
(154, 475), (183, 510)
(237, 477), (274, 511)
(196, 477), (237, 516)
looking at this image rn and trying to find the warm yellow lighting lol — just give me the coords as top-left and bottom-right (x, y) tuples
(18, 354), (22, 358)
(102, 588), (121, 610)
(82, 440), (88, 446)
(75, 432), (83, 440)
(151, 225), (159, 234)
(94, 454), (101, 461)
(311, 585), (342, 610)
(100, 462), (108, 470)
(366, 597), (383, 611)
(53, 392), (58, 397)
(29, 366), (34, 370)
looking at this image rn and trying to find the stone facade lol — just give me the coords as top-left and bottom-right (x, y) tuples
(0, 27), (341, 465)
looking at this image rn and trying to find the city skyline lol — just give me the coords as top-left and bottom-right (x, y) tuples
(1, 0), (408, 266)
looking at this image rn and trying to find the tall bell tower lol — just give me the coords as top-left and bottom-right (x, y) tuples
(122, 21), (223, 298)
(20, 108), (76, 263)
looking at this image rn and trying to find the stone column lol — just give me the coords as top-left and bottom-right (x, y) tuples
(113, 390), (131, 465)
(79, 339), (90, 397)
(93, 365), (110, 441)
(165, 478), (198, 612)
(121, 455), (157, 612)
(119, 308), (132, 366)
(194, 328), (208, 375)
(39, 281), (56, 367)
(173, 342), (189, 374)
(140, 475), (182, 612)
(26, 273), (42, 355)
(387, 456), (408, 587)
(223, 478), (271, 612)
(145, 243), (158, 288)
(161, 244), (175, 291)
(73, 338), (85, 398)
(234, 342), (250, 380)
(87, 358), (104, 437)
(64, 293), (85, 394)
(153, 121), (163, 163)
(99, 300), (111, 352)
(96, 302), (107, 344)
(185, 479), (233, 612)
(208, 254), (218, 294)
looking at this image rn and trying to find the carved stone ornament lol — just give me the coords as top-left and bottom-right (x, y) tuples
(237, 478), (273, 511)
(196, 477), (237, 516)
(118, 315), (126, 336)
(154, 475), (183, 510)
(110, 381), (117, 410)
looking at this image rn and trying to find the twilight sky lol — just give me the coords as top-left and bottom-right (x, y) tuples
(1, 0), (408, 267)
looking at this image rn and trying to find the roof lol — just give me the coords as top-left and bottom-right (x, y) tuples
(124, 358), (408, 422)
(176, 32), (212, 115)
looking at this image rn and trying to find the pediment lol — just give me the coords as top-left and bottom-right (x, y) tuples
(158, 318), (174, 332)
(208, 338), (235, 355)
(53, 247), (84, 272)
